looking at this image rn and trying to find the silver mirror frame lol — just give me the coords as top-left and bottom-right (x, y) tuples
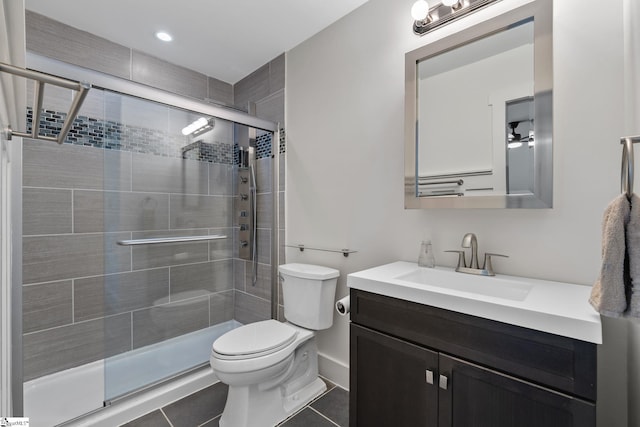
(405, 0), (552, 209)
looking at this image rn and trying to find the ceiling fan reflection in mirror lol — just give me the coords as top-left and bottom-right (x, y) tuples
(507, 120), (535, 148)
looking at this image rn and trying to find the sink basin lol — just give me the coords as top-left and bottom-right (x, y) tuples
(395, 268), (533, 301)
(347, 261), (602, 344)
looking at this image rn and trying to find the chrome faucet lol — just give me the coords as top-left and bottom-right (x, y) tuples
(446, 233), (508, 276)
(461, 233), (479, 269)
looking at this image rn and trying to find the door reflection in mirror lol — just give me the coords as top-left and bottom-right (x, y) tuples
(506, 97), (534, 195)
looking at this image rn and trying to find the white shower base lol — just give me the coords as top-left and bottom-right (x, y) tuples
(24, 320), (241, 427)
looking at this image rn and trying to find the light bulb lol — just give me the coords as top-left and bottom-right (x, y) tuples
(442, 0), (460, 7)
(411, 0), (430, 21)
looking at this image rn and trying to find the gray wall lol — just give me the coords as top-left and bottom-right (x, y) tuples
(286, 0), (632, 425)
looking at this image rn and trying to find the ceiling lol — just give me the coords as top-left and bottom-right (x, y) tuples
(25, 0), (369, 84)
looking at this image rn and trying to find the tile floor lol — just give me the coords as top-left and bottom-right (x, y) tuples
(120, 378), (349, 427)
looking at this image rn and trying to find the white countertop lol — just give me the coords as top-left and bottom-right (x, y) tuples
(347, 261), (602, 344)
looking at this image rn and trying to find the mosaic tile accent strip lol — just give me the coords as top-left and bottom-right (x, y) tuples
(254, 128), (286, 159)
(233, 143), (240, 166)
(27, 109), (106, 148)
(26, 108), (233, 164)
(256, 132), (272, 160)
(182, 140), (234, 164)
(27, 108), (283, 164)
(279, 128), (286, 155)
(232, 128), (284, 165)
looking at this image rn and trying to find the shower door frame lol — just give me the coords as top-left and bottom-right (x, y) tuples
(19, 52), (281, 416)
(27, 54), (276, 134)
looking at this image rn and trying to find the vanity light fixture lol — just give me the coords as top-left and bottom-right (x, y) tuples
(181, 117), (215, 136)
(412, 0), (502, 36)
(411, 0), (433, 26)
(442, 0), (463, 10)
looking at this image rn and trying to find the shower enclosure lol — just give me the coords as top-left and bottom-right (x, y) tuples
(20, 58), (279, 425)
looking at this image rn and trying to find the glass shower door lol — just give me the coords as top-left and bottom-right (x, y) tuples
(101, 90), (238, 401)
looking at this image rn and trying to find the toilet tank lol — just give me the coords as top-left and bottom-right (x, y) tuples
(279, 263), (340, 330)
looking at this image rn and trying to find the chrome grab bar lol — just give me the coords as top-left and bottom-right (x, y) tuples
(117, 234), (227, 246)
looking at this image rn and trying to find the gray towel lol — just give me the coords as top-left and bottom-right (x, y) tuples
(627, 194), (640, 317)
(590, 194), (631, 317)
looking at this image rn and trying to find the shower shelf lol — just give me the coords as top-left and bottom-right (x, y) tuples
(285, 244), (357, 258)
(117, 235), (227, 246)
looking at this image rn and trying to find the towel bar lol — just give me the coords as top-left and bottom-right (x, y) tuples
(284, 244), (357, 257)
(0, 61), (91, 144)
(117, 235), (227, 246)
(418, 179), (464, 186)
(621, 136), (640, 198)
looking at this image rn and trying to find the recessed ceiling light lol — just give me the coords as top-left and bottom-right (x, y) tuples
(155, 31), (173, 42)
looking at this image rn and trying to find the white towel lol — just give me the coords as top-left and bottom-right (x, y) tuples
(627, 194), (640, 317)
(590, 194), (631, 317)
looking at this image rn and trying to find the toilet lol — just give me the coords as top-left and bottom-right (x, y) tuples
(210, 263), (340, 427)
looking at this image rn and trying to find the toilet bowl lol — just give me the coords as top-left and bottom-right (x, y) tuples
(210, 263), (339, 427)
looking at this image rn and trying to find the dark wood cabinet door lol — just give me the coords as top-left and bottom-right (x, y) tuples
(438, 354), (596, 427)
(350, 324), (439, 427)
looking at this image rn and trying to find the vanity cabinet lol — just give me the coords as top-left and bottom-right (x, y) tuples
(349, 289), (597, 427)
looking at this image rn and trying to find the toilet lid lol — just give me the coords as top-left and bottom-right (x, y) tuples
(212, 320), (298, 358)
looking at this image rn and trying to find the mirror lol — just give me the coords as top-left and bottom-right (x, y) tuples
(405, 0), (552, 208)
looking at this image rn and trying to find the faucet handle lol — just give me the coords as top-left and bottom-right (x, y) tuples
(482, 253), (508, 276)
(445, 250), (467, 270)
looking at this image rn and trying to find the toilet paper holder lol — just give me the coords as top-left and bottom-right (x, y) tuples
(336, 296), (350, 315)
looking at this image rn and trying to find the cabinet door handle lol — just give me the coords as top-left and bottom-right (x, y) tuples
(425, 370), (434, 385)
(439, 374), (448, 390)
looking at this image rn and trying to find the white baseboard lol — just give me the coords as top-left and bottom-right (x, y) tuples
(318, 353), (349, 390)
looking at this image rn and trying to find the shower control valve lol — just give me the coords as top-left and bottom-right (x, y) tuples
(240, 194), (249, 200)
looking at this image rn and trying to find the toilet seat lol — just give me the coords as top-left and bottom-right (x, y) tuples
(212, 320), (298, 360)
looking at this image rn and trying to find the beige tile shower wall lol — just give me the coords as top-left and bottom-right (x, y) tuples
(25, 10), (233, 105)
(22, 139), (235, 381)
